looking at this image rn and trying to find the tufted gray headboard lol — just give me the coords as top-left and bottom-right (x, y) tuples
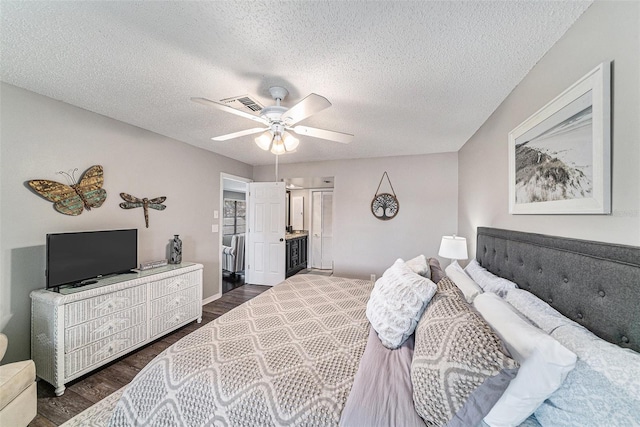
(476, 227), (640, 353)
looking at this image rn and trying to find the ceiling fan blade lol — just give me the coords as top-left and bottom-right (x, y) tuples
(191, 97), (267, 124)
(282, 93), (331, 125)
(212, 127), (268, 141)
(291, 126), (353, 144)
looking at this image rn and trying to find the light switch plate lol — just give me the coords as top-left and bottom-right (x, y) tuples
(214, 210), (219, 219)
(212, 224), (219, 233)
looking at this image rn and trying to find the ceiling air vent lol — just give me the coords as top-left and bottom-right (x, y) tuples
(219, 95), (264, 113)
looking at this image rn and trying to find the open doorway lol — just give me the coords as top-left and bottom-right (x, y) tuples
(220, 174), (250, 293)
(284, 177), (334, 275)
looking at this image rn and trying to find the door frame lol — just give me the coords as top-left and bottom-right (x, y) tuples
(218, 173), (252, 298)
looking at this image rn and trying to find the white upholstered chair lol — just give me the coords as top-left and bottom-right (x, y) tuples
(222, 233), (245, 274)
(0, 333), (37, 426)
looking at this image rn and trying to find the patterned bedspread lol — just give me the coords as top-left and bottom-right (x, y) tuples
(109, 274), (373, 426)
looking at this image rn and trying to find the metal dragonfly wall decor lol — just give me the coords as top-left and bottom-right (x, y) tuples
(119, 193), (167, 228)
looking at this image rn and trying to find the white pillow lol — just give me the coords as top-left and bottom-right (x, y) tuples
(465, 259), (517, 296)
(504, 288), (570, 334)
(474, 293), (577, 427)
(405, 254), (430, 278)
(366, 259), (437, 349)
(445, 261), (483, 303)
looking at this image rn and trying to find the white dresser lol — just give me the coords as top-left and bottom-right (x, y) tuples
(30, 263), (203, 396)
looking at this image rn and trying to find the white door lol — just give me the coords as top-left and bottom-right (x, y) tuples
(311, 191), (333, 270)
(312, 192), (322, 269)
(321, 192), (333, 269)
(246, 182), (286, 286)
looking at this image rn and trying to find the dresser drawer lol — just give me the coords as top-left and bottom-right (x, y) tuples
(150, 271), (200, 299)
(151, 286), (199, 318)
(150, 301), (199, 338)
(64, 304), (146, 353)
(64, 323), (147, 377)
(65, 285), (147, 327)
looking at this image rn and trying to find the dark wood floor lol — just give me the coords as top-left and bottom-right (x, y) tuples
(222, 271), (245, 293)
(30, 284), (270, 427)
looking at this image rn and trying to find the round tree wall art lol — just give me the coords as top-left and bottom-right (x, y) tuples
(371, 171), (399, 220)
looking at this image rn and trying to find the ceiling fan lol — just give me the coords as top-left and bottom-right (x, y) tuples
(191, 86), (353, 155)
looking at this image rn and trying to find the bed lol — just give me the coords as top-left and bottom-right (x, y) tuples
(106, 227), (640, 426)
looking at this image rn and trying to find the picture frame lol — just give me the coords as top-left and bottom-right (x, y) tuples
(508, 62), (611, 214)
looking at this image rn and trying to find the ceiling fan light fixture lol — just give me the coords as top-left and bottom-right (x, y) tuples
(271, 138), (286, 155)
(283, 132), (299, 151)
(197, 87), (354, 150)
(255, 131), (272, 151)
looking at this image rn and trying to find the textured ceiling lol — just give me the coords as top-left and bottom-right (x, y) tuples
(0, 1), (591, 166)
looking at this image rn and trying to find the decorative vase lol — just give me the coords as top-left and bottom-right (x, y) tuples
(170, 234), (182, 264)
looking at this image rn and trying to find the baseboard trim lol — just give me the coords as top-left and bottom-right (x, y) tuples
(202, 292), (222, 305)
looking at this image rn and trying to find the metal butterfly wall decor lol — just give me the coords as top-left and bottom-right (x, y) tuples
(119, 193), (167, 228)
(28, 165), (107, 216)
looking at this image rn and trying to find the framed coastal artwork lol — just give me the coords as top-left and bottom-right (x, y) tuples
(508, 62), (611, 214)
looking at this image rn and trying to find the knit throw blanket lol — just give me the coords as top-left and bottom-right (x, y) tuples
(109, 275), (373, 426)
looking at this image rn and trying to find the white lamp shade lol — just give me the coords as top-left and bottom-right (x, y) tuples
(283, 132), (299, 151)
(255, 132), (272, 151)
(271, 138), (286, 155)
(438, 235), (468, 260)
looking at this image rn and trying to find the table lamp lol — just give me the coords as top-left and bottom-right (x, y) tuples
(438, 235), (468, 265)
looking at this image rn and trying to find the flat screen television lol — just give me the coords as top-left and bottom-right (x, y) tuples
(46, 229), (137, 289)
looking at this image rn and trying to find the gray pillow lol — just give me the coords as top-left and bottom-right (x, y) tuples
(411, 278), (519, 426)
(428, 257), (445, 283)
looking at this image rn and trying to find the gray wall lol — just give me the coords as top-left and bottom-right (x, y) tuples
(254, 153), (459, 279)
(458, 1), (640, 257)
(0, 83), (252, 362)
